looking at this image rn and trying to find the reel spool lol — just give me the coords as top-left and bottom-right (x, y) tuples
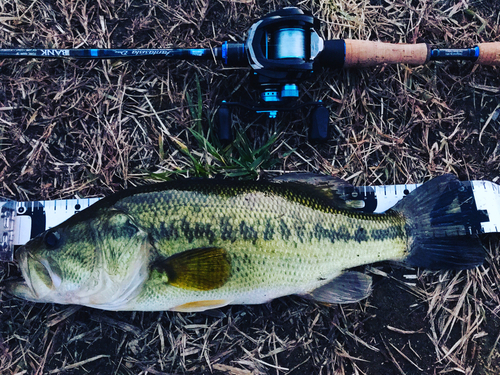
(245, 7), (323, 79)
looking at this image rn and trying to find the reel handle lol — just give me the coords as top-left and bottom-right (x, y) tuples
(475, 42), (500, 66)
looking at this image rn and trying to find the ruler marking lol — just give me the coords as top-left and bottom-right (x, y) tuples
(1, 180), (499, 256)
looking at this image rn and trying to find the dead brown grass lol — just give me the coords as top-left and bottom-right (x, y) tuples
(1, 0), (500, 374)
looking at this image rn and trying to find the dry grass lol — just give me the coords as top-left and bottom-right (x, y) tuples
(0, 0), (500, 374)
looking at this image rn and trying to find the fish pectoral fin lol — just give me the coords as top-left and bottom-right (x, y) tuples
(268, 173), (364, 210)
(152, 247), (231, 291)
(170, 299), (231, 312)
(304, 271), (372, 305)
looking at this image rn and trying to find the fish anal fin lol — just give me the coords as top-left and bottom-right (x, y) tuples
(304, 271), (372, 304)
(171, 299), (230, 312)
(153, 247), (231, 291)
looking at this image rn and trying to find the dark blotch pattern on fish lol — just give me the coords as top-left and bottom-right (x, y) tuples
(372, 227), (401, 240)
(152, 213), (403, 248)
(354, 228), (368, 243)
(180, 218), (194, 243)
(334, 225), (351, 242)
(263, 219), (275, 241)
(160, 222), (179, 241)
(239, 221), (258, 242)
(166, 219), (217, 244)
(220, 217), (236, 242)
(314, 223), (333, 243)
(193, 223), (216, 244)
(295, 224), (307, 243)
(280, 220), (291, 240)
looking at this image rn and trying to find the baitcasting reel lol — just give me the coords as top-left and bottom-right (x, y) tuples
(216, 7), (337, 142)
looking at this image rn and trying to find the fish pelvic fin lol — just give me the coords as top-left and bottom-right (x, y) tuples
(303, 271), (372, 304)
(152, 247), (231, 291)
(392, 174), (485, 270)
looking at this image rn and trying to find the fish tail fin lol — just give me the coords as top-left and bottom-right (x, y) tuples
(392, 174), (485, 270)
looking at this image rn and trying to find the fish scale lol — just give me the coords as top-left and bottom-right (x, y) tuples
(7, 175), (485, 312)
(108, 183), (407, 310)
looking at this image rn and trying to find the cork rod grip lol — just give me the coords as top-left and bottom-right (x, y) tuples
(476, 43), (500, 66)
(343, 40), (430, 68)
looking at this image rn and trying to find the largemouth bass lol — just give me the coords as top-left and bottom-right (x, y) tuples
(7, 174), (484, 311)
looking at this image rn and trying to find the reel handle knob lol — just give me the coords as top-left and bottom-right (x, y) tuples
(309, 105), (329, 142)
(217, 104), (232, 143)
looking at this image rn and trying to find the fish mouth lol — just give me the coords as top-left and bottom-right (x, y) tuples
(6, 247), (38, 300)
(8, 247), (63, 301)
(14, 246), (29, 283)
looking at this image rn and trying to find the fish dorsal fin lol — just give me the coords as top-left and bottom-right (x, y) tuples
(269, 173), (364, 210)
(153, 247), (231, 291)
(304, 271), (372, 304)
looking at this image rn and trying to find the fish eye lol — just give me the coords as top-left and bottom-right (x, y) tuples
(44, 230), (61, 249)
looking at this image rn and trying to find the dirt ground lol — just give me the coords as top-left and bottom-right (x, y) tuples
(0, 0), (499, 374)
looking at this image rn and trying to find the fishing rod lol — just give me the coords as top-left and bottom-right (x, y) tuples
(1, 7), (499, 141)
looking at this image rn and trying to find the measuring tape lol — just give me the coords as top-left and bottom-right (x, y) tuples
(1, 180), (499, 262)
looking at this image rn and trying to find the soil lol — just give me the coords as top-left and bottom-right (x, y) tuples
(1, 0), (499, 374)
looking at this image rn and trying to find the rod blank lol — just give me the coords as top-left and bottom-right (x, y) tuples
(0, 48), (217, 60)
